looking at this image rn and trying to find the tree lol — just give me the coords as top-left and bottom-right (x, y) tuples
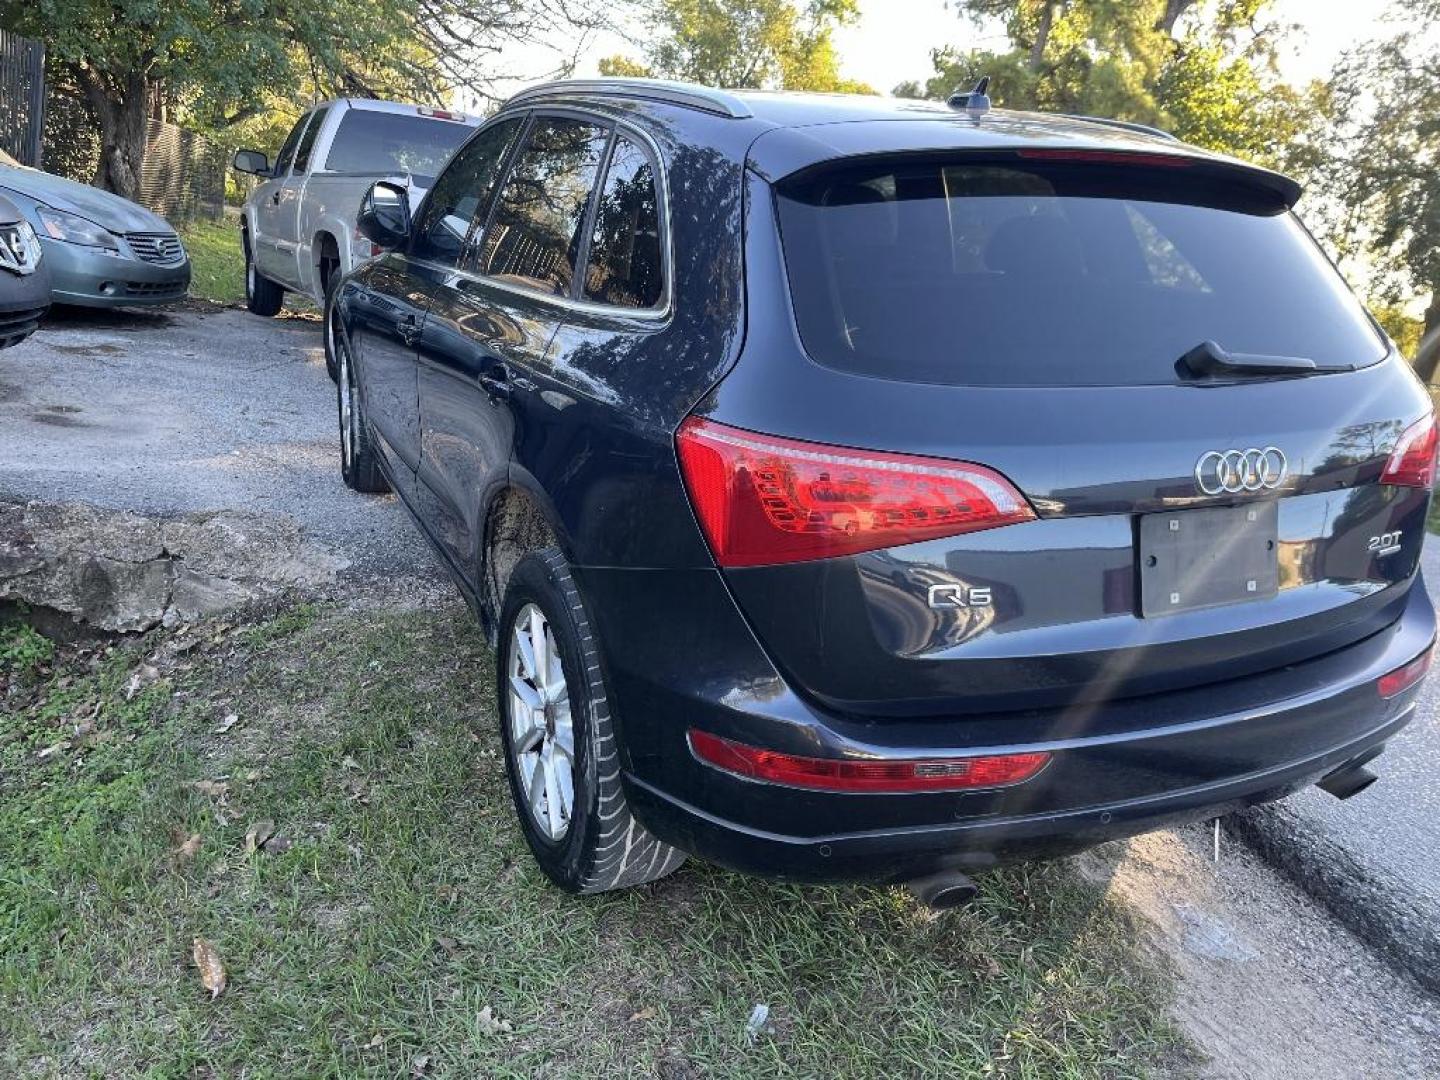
(903, 0), (1322, 172)
(599, 0), (874, 92)
(1316, 0), (1440, 378)
(0, 0), (620, 198)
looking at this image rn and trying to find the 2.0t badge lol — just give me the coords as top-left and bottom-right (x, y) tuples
(1195, 447), (1287, 495)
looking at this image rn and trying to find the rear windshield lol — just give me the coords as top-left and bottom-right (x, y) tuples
(323, 110), (471, 183)
(775, 157), (1386, 387)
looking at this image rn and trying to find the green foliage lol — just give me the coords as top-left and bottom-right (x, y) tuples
(911, 0), (1323, 171)
(0, 623), (54, 681)
(601, 0), (875, 92)
(1373, 306), (1425, 360)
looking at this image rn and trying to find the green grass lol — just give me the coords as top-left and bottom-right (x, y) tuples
(180, 220), (245, 305)
(0, 603), (1188, 1078)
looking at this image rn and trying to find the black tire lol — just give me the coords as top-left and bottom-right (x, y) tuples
(323, 289), (342, 383)
(335, 325), (388, 493)
(498, 549), (685, 893)
(243, 233), (284, 317)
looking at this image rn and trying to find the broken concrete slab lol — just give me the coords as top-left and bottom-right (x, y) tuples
(0, 499), (346, 632)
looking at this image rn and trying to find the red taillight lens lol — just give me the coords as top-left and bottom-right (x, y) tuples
(1378, 645), (1433, 698)
(675, 418), (1035, 567)
(1381, 415), (1438, 489)
(687, 729), (1050, 793)
(1015, 149), (1194, 168)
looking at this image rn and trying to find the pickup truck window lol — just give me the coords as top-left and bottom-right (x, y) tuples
(412, 117), (521, 268)
(293, 106), (329, 173)
(273, 114), (309, 177)
(582, 134), (664, 310)
(323, 110), (473, 185)
(476, 116), (609, 297)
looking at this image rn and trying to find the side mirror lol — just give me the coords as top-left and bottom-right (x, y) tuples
(357, 180), (411, 250)
(232, 149), (271, 176)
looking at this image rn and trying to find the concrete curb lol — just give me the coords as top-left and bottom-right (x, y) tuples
(1227, 802), (1440, 995)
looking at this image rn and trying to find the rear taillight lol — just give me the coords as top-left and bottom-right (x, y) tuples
(687, 729), (1050, 793)
(1381, 415), (1438, 489)
(675, 418), (1035, 567)
(418, 107), (465, 121)
(1378, 645), (1433, 698)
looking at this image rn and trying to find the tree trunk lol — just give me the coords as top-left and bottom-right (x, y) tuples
(1156, 0), (1198, 36)
(1412, 289), (1440, 387)
(1029, 2), (1056, 72)
(73, 65), (150, 200)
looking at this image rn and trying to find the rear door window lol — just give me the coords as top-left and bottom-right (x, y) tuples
(775, 157), (1387, 386)
(582, 134), (664, 309)
(410, 116), (522, 267)
(475, 116), (610, 297)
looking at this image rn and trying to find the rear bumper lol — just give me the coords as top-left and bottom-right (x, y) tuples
(577, 565), (1434, 883)
(41, 238), (190, 307)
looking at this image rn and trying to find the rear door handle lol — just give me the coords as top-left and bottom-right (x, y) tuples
(270, 190), (281, 205)
(397, 315), (420, 347)
(477, 363), (510, 399)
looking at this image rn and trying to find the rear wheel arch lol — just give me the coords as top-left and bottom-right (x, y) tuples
(314, 230), (341, 298)
(478, 483), (572, 645)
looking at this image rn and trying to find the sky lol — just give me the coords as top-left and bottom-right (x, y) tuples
(535, 0), (1405, 95)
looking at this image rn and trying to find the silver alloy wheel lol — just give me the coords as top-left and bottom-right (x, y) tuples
(338, 336), (354, 467)
(508, 602), (575, 841)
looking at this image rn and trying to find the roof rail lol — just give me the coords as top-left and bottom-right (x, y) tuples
(1059, 113), (1178, 141)
(503, 78), (754, 119)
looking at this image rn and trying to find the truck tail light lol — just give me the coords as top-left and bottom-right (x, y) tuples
(675, 418), (1034, 567)
(688, 729), (1050, 792)
(1381, 415), (1438, 489)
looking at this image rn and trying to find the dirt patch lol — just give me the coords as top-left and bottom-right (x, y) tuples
(1082, 828), (1440, 1079)
(0, 500), (346, 632)
(50, 344), (124, 357)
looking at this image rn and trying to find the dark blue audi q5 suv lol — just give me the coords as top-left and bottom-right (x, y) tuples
(331, 78), (1436, 901)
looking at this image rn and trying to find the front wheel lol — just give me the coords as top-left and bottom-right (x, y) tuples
(336, 325), (388, 493)
(244, 235), (284, 317)
(498, 549), (686, 893)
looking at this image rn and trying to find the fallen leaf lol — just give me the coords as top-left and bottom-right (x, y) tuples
(476, 1005), (512, 1036)
(364, 1033), (385, 1049)
(411, 1052), (432, 1076)
(435, 936), (460, 957)
(125, 664), (160, 700)
(215, 713), (240, 734)
(263, 834), (293, 855)
(36, 741), (67, 760)
(192, 937), (226, 999)
(745, 1003), (771, 1041)
(341, 754), (361, 770)
(244, 820), (276, 853)
(175, 833), (202, 860)
(193, 779), (229, 798)
(629, 1007), (656, 1022)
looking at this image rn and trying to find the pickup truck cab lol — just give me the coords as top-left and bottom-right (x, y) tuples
(233, 99), (478, 326)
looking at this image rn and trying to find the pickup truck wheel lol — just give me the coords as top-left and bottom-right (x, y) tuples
(498, 549), (686, 894)
(336, 326), (388, 494)
(244, 238), (284, 317)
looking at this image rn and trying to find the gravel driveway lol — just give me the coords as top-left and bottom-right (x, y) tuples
(0, 305), (440, 584)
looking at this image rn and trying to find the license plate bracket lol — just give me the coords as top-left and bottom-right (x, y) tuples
(1139, 502), (1279, 618)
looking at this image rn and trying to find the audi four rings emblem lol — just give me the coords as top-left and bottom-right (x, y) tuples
(1195, 447), (1287, 494)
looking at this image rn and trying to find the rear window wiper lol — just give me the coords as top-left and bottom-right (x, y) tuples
(1178, 340), (1357, 380)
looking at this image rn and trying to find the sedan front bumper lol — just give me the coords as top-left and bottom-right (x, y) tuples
(40, 237), (190, 307)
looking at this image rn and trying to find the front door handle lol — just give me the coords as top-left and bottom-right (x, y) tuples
(397, 315), (420, 347)
(270, 190), (281, 206)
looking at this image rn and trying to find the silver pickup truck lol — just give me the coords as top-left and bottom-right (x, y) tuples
(233, 99), (478, 320)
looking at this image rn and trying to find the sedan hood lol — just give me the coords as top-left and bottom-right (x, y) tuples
(0, 164), (176, 234)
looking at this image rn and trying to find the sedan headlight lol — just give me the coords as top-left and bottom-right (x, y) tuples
(36, 206), (122, 252)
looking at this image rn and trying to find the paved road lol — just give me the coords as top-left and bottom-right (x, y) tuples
(1234, 538), (1440, 992)
(0, 305), (442, 584)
